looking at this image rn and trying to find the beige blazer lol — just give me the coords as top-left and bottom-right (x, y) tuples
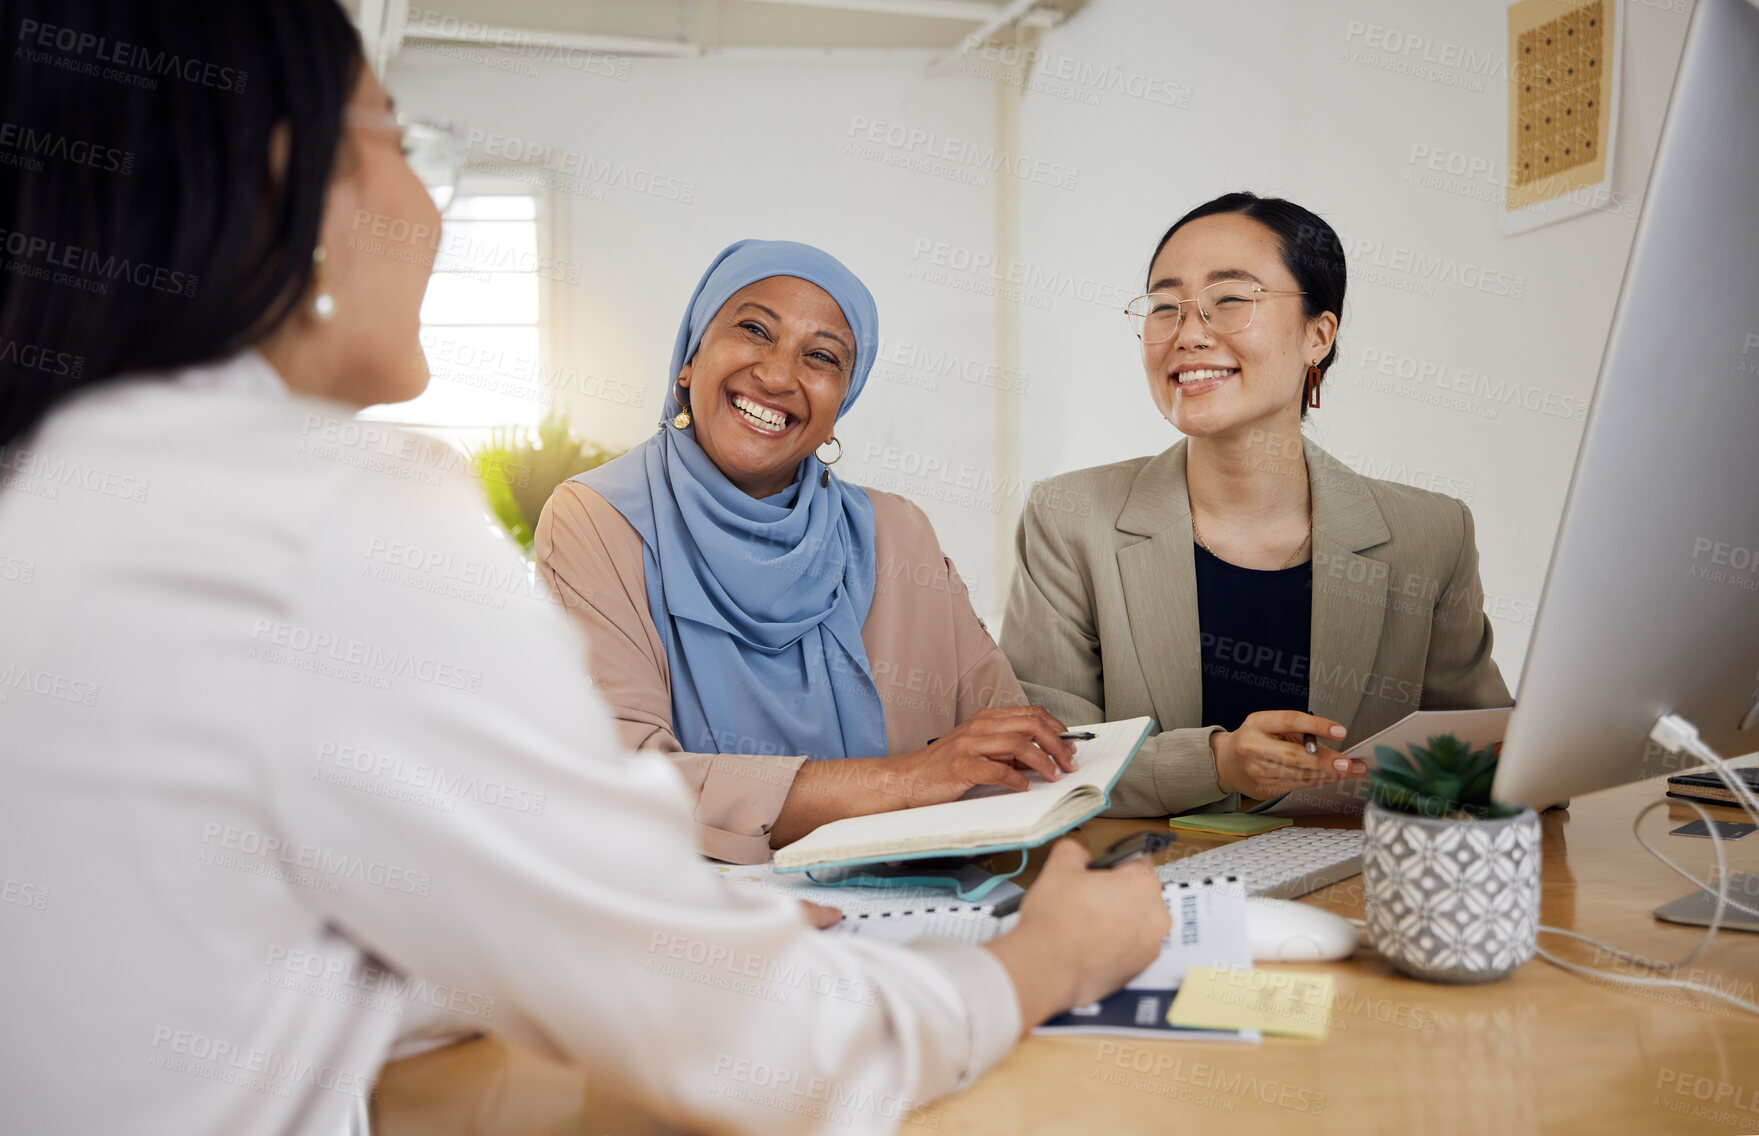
(1001, 437), (1511, 817)
(535, 480), (1026, 863)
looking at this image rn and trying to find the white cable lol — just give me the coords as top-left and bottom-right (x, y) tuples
(1531, 713), (1759, 1016)
(1656, 713), (1759, 817)
(1334, 717), (1756, 1014)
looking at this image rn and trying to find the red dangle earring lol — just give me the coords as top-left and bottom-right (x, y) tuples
(1305, 362), (1322, 409)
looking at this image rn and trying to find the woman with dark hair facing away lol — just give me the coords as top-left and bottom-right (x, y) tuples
(1001, 194), (1510, 816)
(536, 239), (1081, 864)
(0, 2), (1169, 1131)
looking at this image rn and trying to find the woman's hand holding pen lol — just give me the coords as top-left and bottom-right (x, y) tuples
(1210, 710), (1365, 799)
(769, 708), (1079, 849)
(892, 707), (1080, 808)
(982, 840), (1170, 1029)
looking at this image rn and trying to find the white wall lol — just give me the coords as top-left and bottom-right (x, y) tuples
(385, 46), (1014, 610)
(387, 0), (1700, 668)
(1009, 0), (1696, 682)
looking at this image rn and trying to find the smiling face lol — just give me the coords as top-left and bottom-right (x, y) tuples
(1141, 213), (1336, 440)
(680, 276), (854, 499)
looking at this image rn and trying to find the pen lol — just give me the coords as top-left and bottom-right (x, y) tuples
(989, 832), (1175, 918)
(925, 730), (1096, 745)
(1085, 831), (1176, 868)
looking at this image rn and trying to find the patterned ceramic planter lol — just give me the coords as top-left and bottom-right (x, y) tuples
(1362, 802), (1541, 984)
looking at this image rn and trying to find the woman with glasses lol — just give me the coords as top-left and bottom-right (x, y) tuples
(535, 239), (1079, 864)
(0, 2), (1169, 1130)
(1001, 193), (1510, 815)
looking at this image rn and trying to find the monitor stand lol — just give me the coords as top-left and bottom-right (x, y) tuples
(1653, 876), (1759, 934)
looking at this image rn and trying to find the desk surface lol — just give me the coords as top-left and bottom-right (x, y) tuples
(373, 778), (1759, 1136)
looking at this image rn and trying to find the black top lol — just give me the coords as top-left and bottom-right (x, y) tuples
(1194, 544), (1312, 732)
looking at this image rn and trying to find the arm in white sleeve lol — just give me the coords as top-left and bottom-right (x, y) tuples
(259, 461), (1020, 1134)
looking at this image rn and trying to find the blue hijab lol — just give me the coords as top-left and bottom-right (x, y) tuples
(576, 240), (886, 762)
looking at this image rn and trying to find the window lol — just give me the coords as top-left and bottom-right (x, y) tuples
(360, 172), (553, 433)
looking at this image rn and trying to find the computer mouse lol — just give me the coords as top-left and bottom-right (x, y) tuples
(1244, 897), (1359, 962)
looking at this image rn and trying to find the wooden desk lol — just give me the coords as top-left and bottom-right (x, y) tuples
(373, 778), (1759, 1135)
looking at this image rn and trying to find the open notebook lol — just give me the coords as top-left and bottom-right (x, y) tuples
(773, 717), (1154, 874)
(795, 874), (1257, 1043)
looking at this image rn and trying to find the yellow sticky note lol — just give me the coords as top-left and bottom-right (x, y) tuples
(1167, 967), (1334, 1040)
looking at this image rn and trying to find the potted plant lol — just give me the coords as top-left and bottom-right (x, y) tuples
(1360, 734), (1540, 984)
(471, 410), (620, 558)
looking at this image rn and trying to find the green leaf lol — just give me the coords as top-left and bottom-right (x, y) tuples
(1374, 745), (1412, 772)
(1373, 769), (1428, 794)
(1368, 731), (1507, 818)
(469, 410), (622, 555)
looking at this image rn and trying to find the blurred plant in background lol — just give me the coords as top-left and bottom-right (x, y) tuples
(1367, 734), (1518, 821)
(471, 410), (620, 557)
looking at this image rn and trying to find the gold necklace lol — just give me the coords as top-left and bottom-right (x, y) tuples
(1192, 515), (1312, 570)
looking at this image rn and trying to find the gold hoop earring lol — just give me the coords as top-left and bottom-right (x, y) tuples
(311, 245), (335, 321)
(818, 436), (843, 488)
(671, 378), (691, 429)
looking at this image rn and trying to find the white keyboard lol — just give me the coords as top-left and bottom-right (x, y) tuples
(1156, 827), (1363, 900)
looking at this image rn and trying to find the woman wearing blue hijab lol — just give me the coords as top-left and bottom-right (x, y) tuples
(536, 240), (1076, 862)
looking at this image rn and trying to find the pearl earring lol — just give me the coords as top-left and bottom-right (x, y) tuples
(311, 245), (335, 321)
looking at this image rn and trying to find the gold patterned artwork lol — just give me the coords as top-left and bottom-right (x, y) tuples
(1506, 0), (1616, 213)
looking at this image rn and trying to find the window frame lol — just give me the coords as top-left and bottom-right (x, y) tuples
(359, 162), (563, 442)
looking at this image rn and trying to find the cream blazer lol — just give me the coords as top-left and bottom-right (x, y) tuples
(1002, 437), (1511, 817)
(536, 480), (1026, 862)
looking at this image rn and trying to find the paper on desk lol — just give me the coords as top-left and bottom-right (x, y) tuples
(1166, 813), (1292, 836)
(1035, 877), (1254, 1040)
(1035, 986), (1260, 1042)
(825, 905), (1007, 944)
(709, 861), (1024, 916)
(1128, 877), (1251, 989)
(1168, 967), (1335, 1039)
(1248, 707), (1513, 818)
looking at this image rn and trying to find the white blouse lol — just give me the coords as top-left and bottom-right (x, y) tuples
(0, 351), (1019, 1136)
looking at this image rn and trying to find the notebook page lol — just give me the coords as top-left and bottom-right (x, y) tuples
(774, 718), (1147, 869)
(820, 879), (1249, 982)
(1034, 877), (1256, 1042)
(1127, 878), (1249, 988)
(709, 862), (1023, 916)
(826, 905), (1014, 944)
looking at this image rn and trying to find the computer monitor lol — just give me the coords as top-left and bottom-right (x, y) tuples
(1491, 0), (1759, 809)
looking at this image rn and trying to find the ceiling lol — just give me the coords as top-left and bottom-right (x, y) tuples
(342, 0), (1091, 62)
